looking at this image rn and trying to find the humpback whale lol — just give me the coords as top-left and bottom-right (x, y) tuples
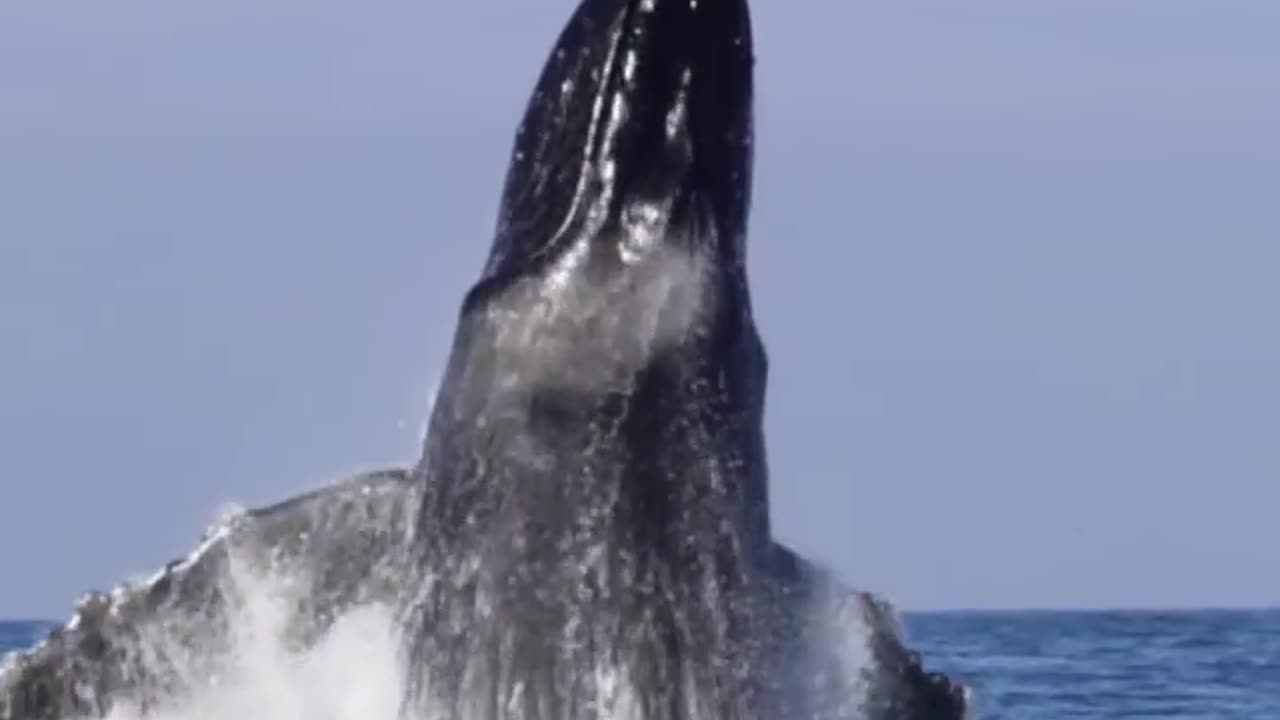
(402, 0), (773, 715)
(1, 0), (971, 718)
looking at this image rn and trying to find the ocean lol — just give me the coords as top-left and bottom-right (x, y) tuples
(3, 609), (1278, 718)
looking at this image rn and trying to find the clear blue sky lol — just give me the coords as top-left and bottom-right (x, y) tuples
(1, 1), (1277, 617)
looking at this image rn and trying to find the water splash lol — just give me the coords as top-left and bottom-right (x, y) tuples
(66, 553), (878, 720)
(1, 469), (969, 720)
(95, 563), (406, 720)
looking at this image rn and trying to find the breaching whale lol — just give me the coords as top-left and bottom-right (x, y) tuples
(402, 0), (963, 718)
(0, 0), (972, 718)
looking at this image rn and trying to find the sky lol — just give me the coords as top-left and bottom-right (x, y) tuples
(1, 1), (1278, 617)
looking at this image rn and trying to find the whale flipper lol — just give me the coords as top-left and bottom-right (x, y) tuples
(767, 544), (971, 719)
(0, 469), (418, 720)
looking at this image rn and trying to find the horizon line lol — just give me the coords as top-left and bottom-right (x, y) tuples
(901, 603), (1280, 615)
(3, 604), (1278, 627)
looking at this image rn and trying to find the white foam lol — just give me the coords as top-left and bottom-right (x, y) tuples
(30, 567), (906, 720)
(22, 507), (911, 720)
(93, 563), (407, 720)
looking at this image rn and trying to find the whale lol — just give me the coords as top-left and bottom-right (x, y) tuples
(402, 0), (773, 715)
(1, 0), (971, 718)
(405, 0), (894, 717)
(403, 0), (967, 717)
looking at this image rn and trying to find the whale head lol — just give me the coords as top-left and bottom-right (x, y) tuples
(471, 0), (754, 304)
(418, 0), (769, 547)
(457, 0), (758, 371)
(423, 0), (766, 437)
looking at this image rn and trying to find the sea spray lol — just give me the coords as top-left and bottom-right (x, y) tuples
(96, 561), (405, 720)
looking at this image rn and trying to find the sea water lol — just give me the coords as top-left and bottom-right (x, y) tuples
(3, 609), (1278, 719)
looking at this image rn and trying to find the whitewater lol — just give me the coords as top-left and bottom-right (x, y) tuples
(90, 571), (406, 720)
(1, 493), (887, 720)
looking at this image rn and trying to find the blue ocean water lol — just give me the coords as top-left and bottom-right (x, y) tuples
(911, 609), (1280, 719)
(3, 610), (1277, 718)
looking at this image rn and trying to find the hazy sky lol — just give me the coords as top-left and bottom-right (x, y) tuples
(1, 1), (1278, 617)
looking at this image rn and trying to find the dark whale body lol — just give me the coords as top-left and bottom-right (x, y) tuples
(404, 0), (771, 716)
(403, 0), (968, 718)
(1, 0), (971, 718)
